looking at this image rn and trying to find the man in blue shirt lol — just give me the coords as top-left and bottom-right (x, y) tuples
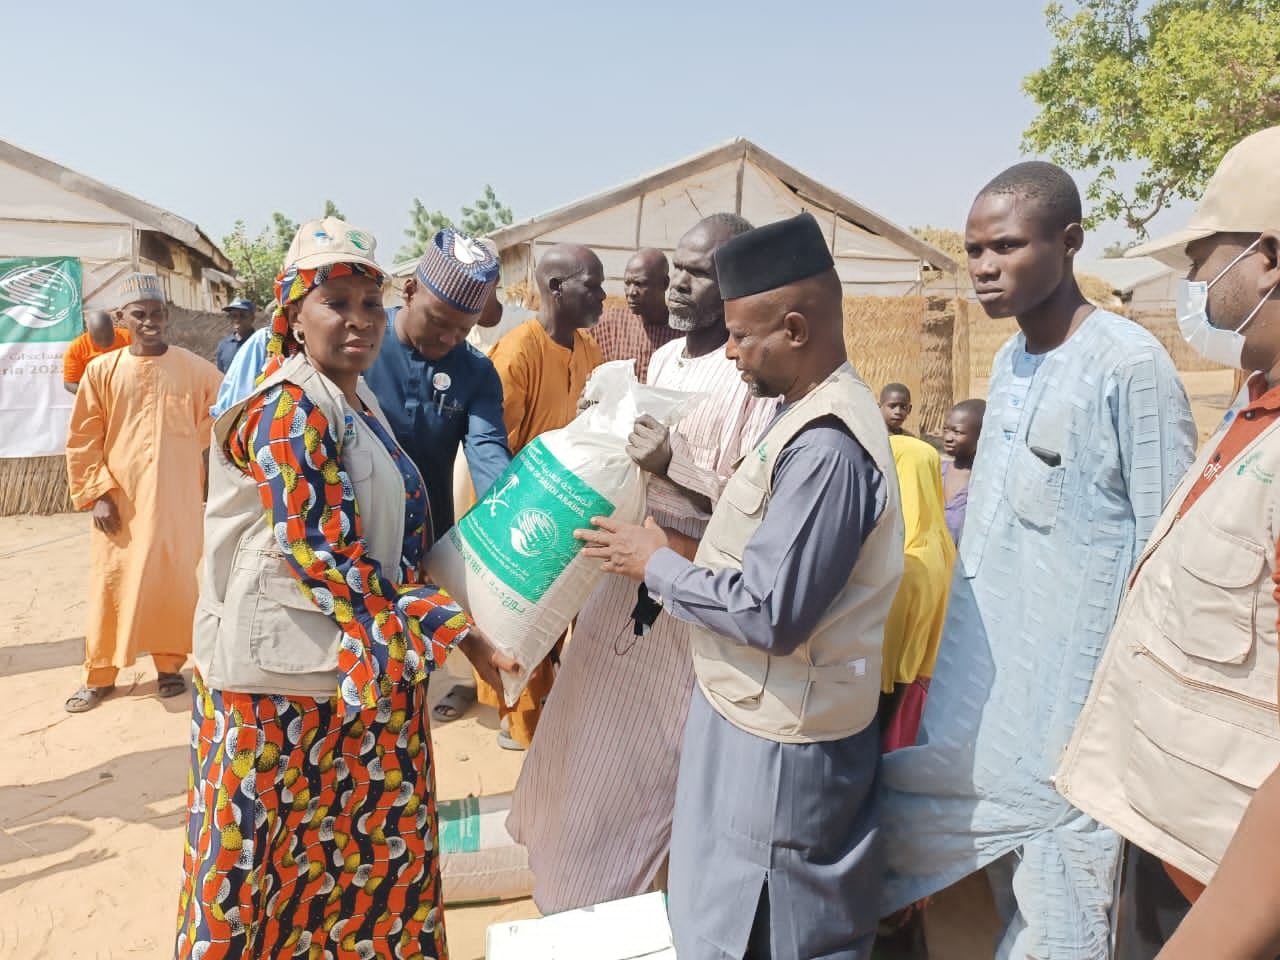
(210, 325), (270, 416)
(213, 298), (257, 373)
(364, 228), (510, 541)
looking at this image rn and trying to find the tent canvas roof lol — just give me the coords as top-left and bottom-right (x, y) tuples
(485, 138), (958, 275)
(1077, 256), (1173, 295)
(0, 138), (232, 272)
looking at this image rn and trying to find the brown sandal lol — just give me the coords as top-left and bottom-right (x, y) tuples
(65, 685), (114, 713)
(157, 672), (187, 698)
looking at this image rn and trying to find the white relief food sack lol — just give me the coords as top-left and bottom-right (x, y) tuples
(438, 793), (533, 905)
(426, 360), (700, 706)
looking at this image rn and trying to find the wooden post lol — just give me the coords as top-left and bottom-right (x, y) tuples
(919, 296), (955, 438)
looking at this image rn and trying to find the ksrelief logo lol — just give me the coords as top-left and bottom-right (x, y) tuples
(510, 508), (558, 558)
(347, 230), (372, 251)
(0, 257), (82, 344)
(0, 261), (76, 328)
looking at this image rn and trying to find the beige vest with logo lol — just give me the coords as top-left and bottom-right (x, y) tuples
(689, 363), (904, 743)
(1057, 413), (1280, 884)
(192, 353), (412, 697)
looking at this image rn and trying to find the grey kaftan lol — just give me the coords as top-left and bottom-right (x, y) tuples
(645, 418), (886, 960)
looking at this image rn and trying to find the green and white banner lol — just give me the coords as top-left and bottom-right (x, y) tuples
(0, 257), (82, 458)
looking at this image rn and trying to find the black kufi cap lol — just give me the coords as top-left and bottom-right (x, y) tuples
(714, 211), (835, 301)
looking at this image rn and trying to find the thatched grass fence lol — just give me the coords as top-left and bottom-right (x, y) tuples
(0, 457), (74, 515)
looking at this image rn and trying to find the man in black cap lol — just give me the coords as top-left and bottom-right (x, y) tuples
(578, 211), (903, 959)
(214, 298), (257, 373)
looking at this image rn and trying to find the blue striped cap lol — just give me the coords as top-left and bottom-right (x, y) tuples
(416, 228), (500, 314)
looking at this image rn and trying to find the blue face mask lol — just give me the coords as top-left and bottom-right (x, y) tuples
(1176, 238), (1275, 369)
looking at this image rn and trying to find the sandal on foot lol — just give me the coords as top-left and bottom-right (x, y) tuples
(65, 685), (114, 714)
(431, 683), (477, 723)
(497, 730), (526, 752)
(157, 672), (187, 699)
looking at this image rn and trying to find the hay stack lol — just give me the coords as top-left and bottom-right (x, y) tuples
(843, 295), (956, 437)
(0, 456), (74, 516)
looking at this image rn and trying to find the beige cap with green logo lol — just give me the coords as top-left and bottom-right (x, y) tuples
(283, 217), (384, 276)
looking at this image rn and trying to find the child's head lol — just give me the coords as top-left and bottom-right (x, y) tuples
(943, 399), (986, 463)
(879, 383), (912, 433)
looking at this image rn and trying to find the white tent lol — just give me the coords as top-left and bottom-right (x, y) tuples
(480, 138), (957, 298)
(0, 139), (234, 311)
(1078, 256), (1177, 314)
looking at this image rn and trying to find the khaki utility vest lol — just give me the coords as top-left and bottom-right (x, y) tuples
(1057, 413), (1280, 884)
(192, 354), (411, 697)
(689, 363), (904, 743)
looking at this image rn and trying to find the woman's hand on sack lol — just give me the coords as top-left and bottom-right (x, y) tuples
(458, 627), (522, 695)
(627, 415), (673, 476)
(576, 516), (669, 581)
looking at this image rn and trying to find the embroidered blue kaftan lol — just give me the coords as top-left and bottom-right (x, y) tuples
(880, 310), (1197, 958)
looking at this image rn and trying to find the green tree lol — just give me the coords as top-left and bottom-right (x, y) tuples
(398, 199), (456, 261)
(221, 219), (284, 307)
(460, 184), (514, 236)
(398, 185), (515, 261)
(222, 202), (348, 306)
(1023, 0), (1280, 235)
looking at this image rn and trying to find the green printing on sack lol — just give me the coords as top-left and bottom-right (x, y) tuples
(456, 437), (615, 603)
(437, 796), (481, 853)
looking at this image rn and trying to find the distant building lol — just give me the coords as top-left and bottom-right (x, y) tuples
(1077, 256), (1219, 370)
(0, 138), (234, 311)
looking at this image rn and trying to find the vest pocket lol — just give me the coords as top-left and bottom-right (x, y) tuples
(344, 446), (374, 483)
(695, 642), (770, 705)
(1161, 523), (1263, 665)
(1122, 679), (1268, 865)
(1003, 442), (1064, 532)
(249, 567), (342, 674)
(716, 478), (767, 562)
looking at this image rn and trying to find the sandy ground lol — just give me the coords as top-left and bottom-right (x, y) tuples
(0, 516), (536, 959)
(0, 369), (1235, 959)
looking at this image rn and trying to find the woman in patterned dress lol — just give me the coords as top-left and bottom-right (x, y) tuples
(176, 220), (516, 960)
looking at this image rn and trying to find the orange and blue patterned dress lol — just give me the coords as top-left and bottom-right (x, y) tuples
(177, 383), (469, 960)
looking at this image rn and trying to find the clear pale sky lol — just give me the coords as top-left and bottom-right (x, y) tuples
(4, 0), (1179, 262)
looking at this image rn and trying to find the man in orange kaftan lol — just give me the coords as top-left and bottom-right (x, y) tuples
(63, 273), (222, 712)
(478, 243), (605, 748)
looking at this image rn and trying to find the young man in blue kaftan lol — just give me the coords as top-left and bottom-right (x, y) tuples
(879, 163), (1197, 958)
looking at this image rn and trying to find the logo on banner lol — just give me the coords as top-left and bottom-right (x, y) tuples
(0, 258), (83, 344)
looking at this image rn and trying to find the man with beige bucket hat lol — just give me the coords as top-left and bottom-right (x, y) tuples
(1057, 124), (1280, 959)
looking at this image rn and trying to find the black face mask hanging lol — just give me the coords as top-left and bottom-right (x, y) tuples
(615, 584), (664, 656)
